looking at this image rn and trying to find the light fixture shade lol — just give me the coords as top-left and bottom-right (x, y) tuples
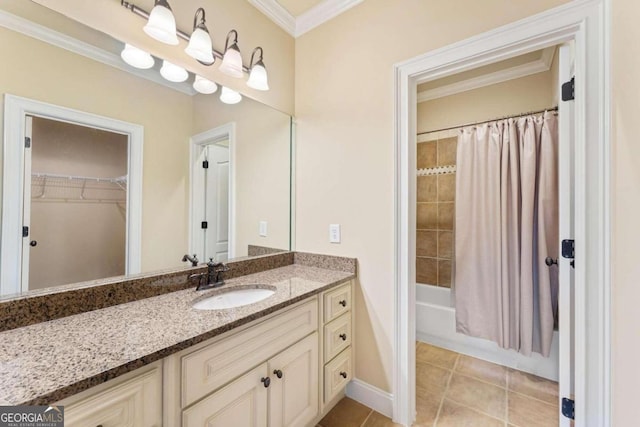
(247, 62), (269, 91)
(219, 45), (243, 78)
(220, 86), (242, 104)
(120, 44), (155, 69)
(143, 1), (179, 45)
(185, 28), (214, 64)
(193, 75), (218, 94)
(160, 60), (188, 82)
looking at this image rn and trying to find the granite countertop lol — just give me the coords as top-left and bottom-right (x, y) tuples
(0, 264), (354, 406)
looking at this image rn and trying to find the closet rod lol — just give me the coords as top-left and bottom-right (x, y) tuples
(417, 106), (559, 136)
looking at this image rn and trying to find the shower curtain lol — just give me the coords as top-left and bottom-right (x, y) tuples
(454, 112), (558, 357)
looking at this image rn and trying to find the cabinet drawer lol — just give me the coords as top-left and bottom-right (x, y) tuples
(64, 368), (161, 427)
(323, 282), (351, 323)
(323, 312), (352, 362)
(324, 348), (352, 403)
(182, 298), (318, 407)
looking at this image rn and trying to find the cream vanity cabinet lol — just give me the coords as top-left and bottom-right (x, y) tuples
(319, 282), (354, 407)
(166, 296), (322, 427)
(55, 280), (354, 427)
(56, 362), (163, 427)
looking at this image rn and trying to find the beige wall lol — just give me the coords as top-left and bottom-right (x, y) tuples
(611, 0), (640, 424)
(294, 0), (569, 392)
(32, 0), (295, 115)
(0, 27), (193, 273)
(192, 95), (291, 256)
(417, 70), (555, 133)
(29, 118), (127, 289)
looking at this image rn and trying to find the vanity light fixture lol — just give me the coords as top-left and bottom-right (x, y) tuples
(193, 75), (218, 94)
(219, 30), (244, 78)
(247, 47), (269, 91)
(160, 60), (188, 82)
(185, 8), (214, 65)
(220, 86), (242, 104)
(143, 0), (179, 45)
(120, 43), (155, 69)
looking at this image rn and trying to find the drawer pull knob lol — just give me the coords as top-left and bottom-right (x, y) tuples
(339, 333), (347, 341)
(261, 377), (271, 388)
(339, 300), (347, 307)
(340, 371), (347, 379)
(274, 369), (283, 379)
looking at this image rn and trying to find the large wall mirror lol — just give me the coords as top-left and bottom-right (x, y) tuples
(0, 1), (293, 298)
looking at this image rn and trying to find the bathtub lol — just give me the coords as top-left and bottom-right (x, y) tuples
(416, 283), (559, 381)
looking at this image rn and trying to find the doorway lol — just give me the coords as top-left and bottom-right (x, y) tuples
(392, 2), (610, 426)
(190, 123), (236, 263)
(27, 116), (128, 290)
(1, 95), (143, 296)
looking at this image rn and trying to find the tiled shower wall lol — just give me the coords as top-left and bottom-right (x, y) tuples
(416, 137), (457, 287)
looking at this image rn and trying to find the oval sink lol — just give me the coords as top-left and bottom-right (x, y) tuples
(193, 287), (275, 310)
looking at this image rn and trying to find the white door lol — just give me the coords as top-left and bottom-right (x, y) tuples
(204, 143), (230, 262)
(558, 42), (575, 427)
(20, 115), (33, 291)
(268, 333), (319, 427)
(182, 364), (268, 427)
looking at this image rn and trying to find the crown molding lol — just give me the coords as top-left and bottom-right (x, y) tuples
(0, 9), (196, 96)
(417, 46), (556, 103)
(248, 0), (296, 36)
(296, 0), (364, 37)
(248, 0), (363, 38)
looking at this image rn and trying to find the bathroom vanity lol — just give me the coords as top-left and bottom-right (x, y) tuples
(0, 252), (356, 427)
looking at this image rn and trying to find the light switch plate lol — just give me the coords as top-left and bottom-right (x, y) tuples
(329, 224), (341, 243)
(259, 221), (268, 237)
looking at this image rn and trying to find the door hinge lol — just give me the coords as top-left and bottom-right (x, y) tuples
(562, 239), (575, 268)
(24, 137), (31, 148)
(22, 226), (29, 237)
(562, 77), (575, 101)
(202, 160), (209, 169)
(562, 397), (575, 420)
(201, 221), (208, 229)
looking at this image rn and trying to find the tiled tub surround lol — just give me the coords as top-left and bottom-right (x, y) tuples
(0, 253), (356, 406)
(0, 251), (298, 332)
(416, 137), (457, 288)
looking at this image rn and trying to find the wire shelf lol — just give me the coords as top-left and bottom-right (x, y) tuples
(31, 173), (127, 202)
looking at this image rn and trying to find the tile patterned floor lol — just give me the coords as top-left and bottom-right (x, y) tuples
(319, 342), (559, 427)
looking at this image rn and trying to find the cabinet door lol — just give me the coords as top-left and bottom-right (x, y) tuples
(182, 364), (268, 427)
(268, 333), (319, 427)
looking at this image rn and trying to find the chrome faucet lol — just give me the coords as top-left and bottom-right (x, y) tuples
(190, 258), (230, 291)
(182, 254), (199, 267)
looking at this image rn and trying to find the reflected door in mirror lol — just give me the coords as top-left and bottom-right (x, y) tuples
(27, 116), (128, 290)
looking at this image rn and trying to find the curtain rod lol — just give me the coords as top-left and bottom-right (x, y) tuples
(417, 106), (559, 136)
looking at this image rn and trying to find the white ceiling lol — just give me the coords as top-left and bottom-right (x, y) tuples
(248, 0), (363, 38)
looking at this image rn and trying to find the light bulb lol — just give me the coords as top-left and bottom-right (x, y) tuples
(160, 60), (188, 82)
(120, 44), (154, 69)
(193, 75), (218, 94)
(220, 87), (242, 104)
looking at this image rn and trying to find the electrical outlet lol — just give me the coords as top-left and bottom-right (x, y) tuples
(259, 221), (268, 237)
(329, 224), (341, 243)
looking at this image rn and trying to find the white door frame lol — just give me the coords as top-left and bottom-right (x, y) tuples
(1, 94), (143, 295)
(189, 123), (236, 260)
(393, 1), (610, 426)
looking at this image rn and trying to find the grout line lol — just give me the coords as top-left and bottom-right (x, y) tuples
(507, 389), (560, 407)
(443, 395), (508, 424)
(360, 408), (374, 427)
(432, 354), (458, 426)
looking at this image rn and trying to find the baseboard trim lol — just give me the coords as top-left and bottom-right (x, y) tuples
(345, 379), (393, 418)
